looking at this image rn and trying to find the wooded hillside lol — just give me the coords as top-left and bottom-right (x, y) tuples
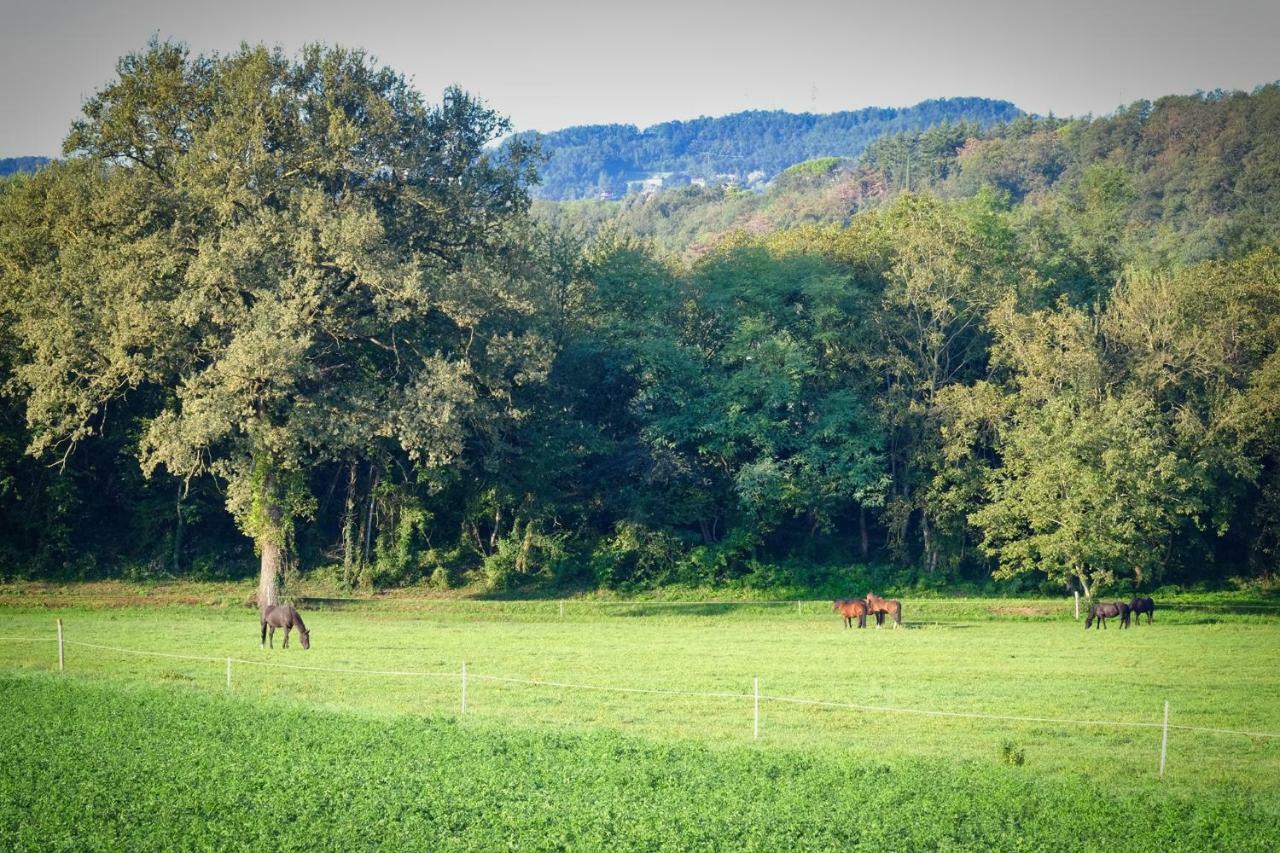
(518, 98), (1021, 199)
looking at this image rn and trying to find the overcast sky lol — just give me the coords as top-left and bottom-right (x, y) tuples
(3, 0), (1278, 156)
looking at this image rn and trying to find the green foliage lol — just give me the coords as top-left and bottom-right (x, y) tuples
(0, 47), (1278, 596)
(1000, 740), (1027, 766)
(2, 599), (1280, 848)
(778, 156), (848, 180)
(0, 40), (545, 596)
(6, 673), (1278, 850)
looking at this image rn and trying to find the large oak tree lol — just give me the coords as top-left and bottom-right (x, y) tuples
(2, 41), (547, 605)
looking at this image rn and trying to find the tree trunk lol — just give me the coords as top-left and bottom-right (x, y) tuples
(921, 510), (934, 573)
(859, 506), (869, 561)
(341, 461), (359, 587)
(256, 467), (286, 609)
(259, 540), (283, 609)
(362, 465), (379, 566)
(515, 521), (535, 573)
(172, 485), (185, 574)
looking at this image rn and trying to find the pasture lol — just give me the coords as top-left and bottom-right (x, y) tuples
(1, 587), (1279, 849)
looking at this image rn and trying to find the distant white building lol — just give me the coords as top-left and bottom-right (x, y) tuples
(625, 174), (668, 195)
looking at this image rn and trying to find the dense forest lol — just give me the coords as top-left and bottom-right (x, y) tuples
(0, 42), (1276, 600)
(517, 98), (1022, 200)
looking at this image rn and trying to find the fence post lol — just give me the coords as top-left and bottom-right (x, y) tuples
(56, 619), (64, 672)
(1074, 591), (1080, 620)
(753, 676), (760, 739)
(461, 661), (467, 715)
(1159, 700), (1169, 778)
(226, 657), (231, 689)
(559, 600), (564, 619)
(797, 601), (802, 616)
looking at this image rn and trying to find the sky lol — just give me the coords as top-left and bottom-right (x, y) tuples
(2, 0), (1278, 157)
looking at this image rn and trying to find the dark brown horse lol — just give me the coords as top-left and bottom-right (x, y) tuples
(833, 598), (869, 628)
(865, 592), (902, 629)
(261, 604), (310, 649)
(1085, 601), (1130, 629)
(1128, 597), (1155, 625)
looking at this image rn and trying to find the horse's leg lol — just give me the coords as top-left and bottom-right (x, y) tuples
(260, 620), (267, 649)
(268, 625), (275, 648)
(284, 626), (290, 648)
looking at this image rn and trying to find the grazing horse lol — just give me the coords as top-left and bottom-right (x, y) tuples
(1129, 597), (1155, 625)
(865, 592), (902, 629)
(833, 598), (869, 628)
(1085, 602), (1130, 629)
(261, 604), (310, 649)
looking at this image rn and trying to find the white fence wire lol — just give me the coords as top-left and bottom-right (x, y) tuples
(2, 632), (1277, 743)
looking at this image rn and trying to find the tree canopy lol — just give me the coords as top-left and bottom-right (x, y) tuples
(1, 47), (1277, 599)
(1, 40), (544, 604)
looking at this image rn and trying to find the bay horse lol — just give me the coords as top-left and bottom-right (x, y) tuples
(261, 604), (310, 649)
(1128, 597), (1155, 625)
(865, 592), (902, 629)
(833, 598), (869, 628)
(1085, 601), (1130, 629)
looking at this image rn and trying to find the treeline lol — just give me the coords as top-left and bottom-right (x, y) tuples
(0, 42), (1277, 599)
(518, 98), (1021, 200)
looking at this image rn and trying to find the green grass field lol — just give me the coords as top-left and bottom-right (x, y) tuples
(1, 586), (1278, 849)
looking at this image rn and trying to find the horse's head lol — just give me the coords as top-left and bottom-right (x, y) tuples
(299, 628), (310, 650)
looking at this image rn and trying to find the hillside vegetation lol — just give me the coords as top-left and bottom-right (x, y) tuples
(541, 86), (1280, 261)
(0, 157), (49, 177)
(517, 97), (1021, 199)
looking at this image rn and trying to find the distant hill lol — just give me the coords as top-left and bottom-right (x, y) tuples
(0, 157), (50, 177)
(517, 98), (1023, 200)
(536, 86), (1280, 265)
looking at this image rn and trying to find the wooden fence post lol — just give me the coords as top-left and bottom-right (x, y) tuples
(753, 676), (760, 739)
(56, 619), (63, 672)
(226, 657), (232, 689)
(1159, 701), (1169, 778)
(461, 661), (467, 715)
(1074, 591), (1080, 620)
